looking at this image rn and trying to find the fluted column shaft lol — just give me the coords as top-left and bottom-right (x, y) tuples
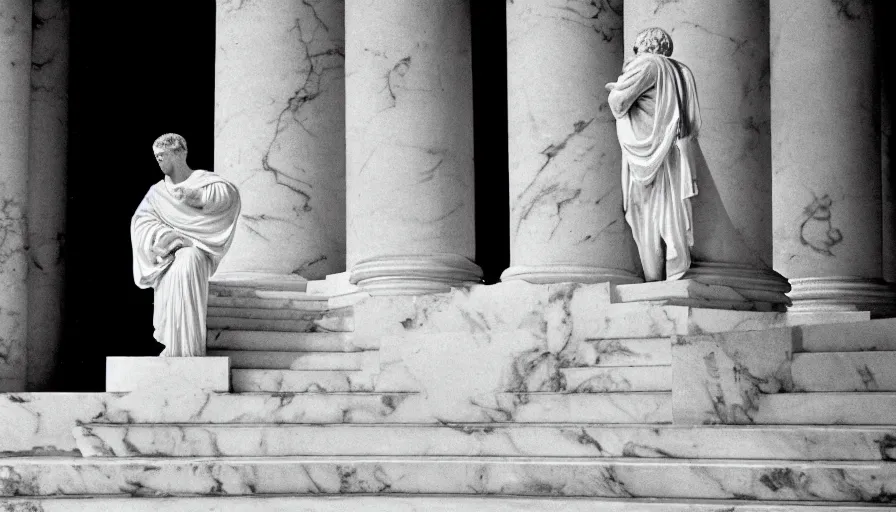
(345, 0), (481, 295)
(27, 0), (69, 390)
(0, 1), (32, 391)
(503, 0), (641, 285)
(624, 0), (789, 303)
(771, 0), (894, 315)
(214, 0), (346, 280)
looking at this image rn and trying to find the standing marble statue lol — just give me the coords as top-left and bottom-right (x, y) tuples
(131, 134), (241, 356)
(606, 28), (701, 282)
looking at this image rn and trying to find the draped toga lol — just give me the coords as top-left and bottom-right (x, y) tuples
(607, 52), (702, 281)
(131, 170), (241, 356)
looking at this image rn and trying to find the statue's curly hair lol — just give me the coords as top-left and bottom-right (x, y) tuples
(152, 133), (188, 153)
(634, 27), (673, 57)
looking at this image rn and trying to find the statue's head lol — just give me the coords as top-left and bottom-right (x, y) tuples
(633, 27), (673, 57)
(152, 133), (188, 175)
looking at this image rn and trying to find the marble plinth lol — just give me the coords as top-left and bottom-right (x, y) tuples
(753, 393), (896, 426)
(1, 456), (894, 500)
(27, 0), (69, 391)
(0, 0), (33, 392)
(672, 328), (793, 425)
(792, 352), (896, 392)
(0, 497), (892, 512)
(214, 0), (345, 279)
(504, 0), (640, 285)
(105, 357), (230, 393)
(345, 1), (480, 294)
(614, 279), (786, 311)
(795, 318), (896, 352)
(73, 423), (896, 460)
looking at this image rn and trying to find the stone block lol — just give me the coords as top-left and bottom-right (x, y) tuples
(105, 357), (230, 393)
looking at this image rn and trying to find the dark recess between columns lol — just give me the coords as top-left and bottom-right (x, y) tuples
(58, 2), (510, 390)
(470, 2), (511, 284)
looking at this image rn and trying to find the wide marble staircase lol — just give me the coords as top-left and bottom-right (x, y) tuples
(2, 281), (895, 510)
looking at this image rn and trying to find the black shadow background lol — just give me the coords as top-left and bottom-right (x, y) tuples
(59, 3), (509, 390)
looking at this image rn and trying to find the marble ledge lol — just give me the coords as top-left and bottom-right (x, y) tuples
(73, 423), (896, 461)
(105, 357), (230, 393)
(0, 457), (893, 501)
(0, 497), (891, 512)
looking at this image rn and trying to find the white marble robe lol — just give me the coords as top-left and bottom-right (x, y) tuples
(608, 53), (701, 281)
(131, 171), (240, 356)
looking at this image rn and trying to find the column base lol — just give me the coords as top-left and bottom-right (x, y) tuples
(788, 277), (896, 318)
(500, 264), (642, 285)
(349, 254), (483, 296)
(682, 261), (792, 306)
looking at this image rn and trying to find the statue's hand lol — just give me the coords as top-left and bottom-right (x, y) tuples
(152, 231), (191, 261)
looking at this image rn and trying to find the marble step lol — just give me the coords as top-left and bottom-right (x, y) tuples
(796, 318), (896, 352)
(207, 305), (352, 322)
(208, 294), (331, 311)
(2, 456), (895, 501)
(207, 329), (377, 351)
(753, 393), (896, 425)
(792, 352), (896, 391)
(207, 350), (377, 370)
(73, 423), (896, 460)
(559, 366), (671, 392)
(231, 369), (376, 392)
(3, 497), (894, 512)
(85, 392), (429, 425)
(497, 392), (671, 423)
(561, 337), (671, 367)
(206, 310), (353, 332)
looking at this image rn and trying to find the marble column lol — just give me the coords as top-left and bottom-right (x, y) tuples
(345, 0), (482, 295)
(214, 0), (345, 281)
(502, 0), (641, 285)
(27, 0), (69, 391)
(0, 1), (32, 391)
(771, 0), (894, 315)
(624, 0), (790, 304)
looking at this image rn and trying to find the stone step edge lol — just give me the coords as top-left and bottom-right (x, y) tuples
(9, 456), (896, 467)
(74, 422), (896, 431)
(4, 496), (894, 509)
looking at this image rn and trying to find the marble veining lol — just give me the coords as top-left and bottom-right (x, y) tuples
(505, 0), (639, 281)
(0, 456), (894, 500)
(215, 0), (345, 279)
(345, 0), (476, 267)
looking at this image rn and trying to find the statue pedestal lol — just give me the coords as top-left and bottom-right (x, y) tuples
(105, 357), (230, 393)
(613, 278), (789, 312)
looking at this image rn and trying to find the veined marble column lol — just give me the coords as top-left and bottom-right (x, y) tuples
(27, 0), (69, 390)
(0, 1), (32, 391)
(503, 0), (641, 285)
(771, 0), (894, 315)
(345, 0), (482, 295)
(624, 0), (790, 303)
(214, 0), (345, 281)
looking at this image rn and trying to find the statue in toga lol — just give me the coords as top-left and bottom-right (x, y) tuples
(131, 134), (241, 356)
(606, 27), (701, 282)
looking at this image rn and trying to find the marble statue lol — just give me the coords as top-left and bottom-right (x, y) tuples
(606, 27), (701, 282)
(131, 134), (241, 356)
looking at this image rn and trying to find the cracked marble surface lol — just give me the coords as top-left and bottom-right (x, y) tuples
(0, 457), (894, 500)
(0, 1), (32, 389)
(771, 0), (882, 280)
(505, 0), (640, 283)
(27, 0), (68, 391)
(344, 1), (476, 269)
(214, 0), (345, 279)
(672, 328), (794, 425)
(73, 423), (896, 461)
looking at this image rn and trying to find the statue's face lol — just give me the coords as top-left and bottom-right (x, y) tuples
(153, 147), (177, 175)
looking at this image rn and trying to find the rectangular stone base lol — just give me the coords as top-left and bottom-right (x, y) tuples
(613, 279), (786, 311)
(105, 357), (230, 393)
